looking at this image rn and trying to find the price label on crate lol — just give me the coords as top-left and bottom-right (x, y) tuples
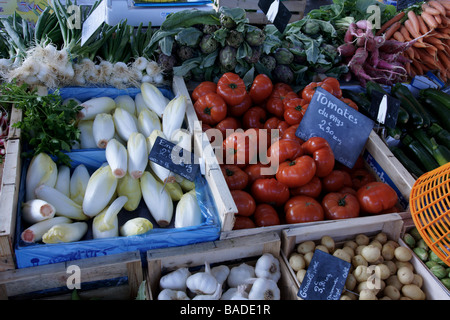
(149, 136), (200, 181)
(258, 0), (291, 33)
(297, 249), (351, 300)
(368, 90), (400, 129)
(296, 87), (374, 169)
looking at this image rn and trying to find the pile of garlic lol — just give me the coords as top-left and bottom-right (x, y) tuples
(157, 253), (281, 300)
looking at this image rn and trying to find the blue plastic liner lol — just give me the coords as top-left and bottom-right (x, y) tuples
(14, 86), (221, 268)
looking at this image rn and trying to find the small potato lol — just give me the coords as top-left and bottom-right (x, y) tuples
(297, 241), (315, 254)
(315, 245), (329, 253)
(304, 251), (314, 266)
(383, 285), (401, 300)
(394, 246), (412, 262)
(383, 260), (397, 275)
(345, 274), (357, 291)
(333, 249), (351, 263)
(321, 236), (335, 253)
(401, 284), (426, 300)
(374, 232), (388, 244)
(355, 245), (365, 256)
(353, 265), (370, 282)
(355, 234), (370, 246)
(352, 254), (368, 267)
(379, 296), (392, 300)
(395, 261), (414, 271)
(400, 296), (412, 300)
(375, 264), (391, 280)
(296, 269), (306, 283)
(342, 246), (354, 259)
(369, 240), (382, 250)
(412, 274), (423, 288)
(359, 289), (378, 300)
(340, 294), (353, 300)
(397, 266), (414, 284)
(361, 245), (381, 263)
(381, 243), (395, 261)
(372, 255), (384, 265)
(386, 240), (400, 248)
(386, 275), (403, 291)
(289, 253), (306, 271)
(343, 240), (358, 250)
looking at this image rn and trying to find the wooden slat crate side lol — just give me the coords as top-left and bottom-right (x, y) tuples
(0, 251), (144, 300)
(1, 138), (21, 187)
(7, 106), (22, 140)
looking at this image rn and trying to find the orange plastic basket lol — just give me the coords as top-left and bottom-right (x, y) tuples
(410, 162), (450, 267)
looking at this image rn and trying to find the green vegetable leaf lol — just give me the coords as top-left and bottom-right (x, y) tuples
(175, 27), (203, 47)
(161, 9), (219, 31)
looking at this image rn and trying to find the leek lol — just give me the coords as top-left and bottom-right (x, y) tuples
(174, 190), (203, 228)
(22, 199), (56, 224)
(137, 108), (161, 138)
(77, 97), (116, 121)
(69, 164), (90, 205)
(42, 222), (88, 243)
(162, 95), (187, 140)
(113, 107), (138, 142)
(117, 172), (142, 211)
(82, 165), (118, 218)
(21, 216), (71, 243)
(54, 165), (71, 197)
(141, 82), (168, 117)
(92, 196), (128, 239)
(105, 138), (128, 178)
(127, 132), (148, 179)
(25, 152), (58, 201)
(120, 217), (153, 237)
(93, 113), (115, 148)
(140, 171), (173, 227)
(115, 95), (136, 115)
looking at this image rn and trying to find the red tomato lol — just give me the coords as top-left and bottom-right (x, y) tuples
(273, 82), (293, 92)
(227, 92), (252, 117)
(282, 91), (301, 107)
(215, 117), (241, 139)
(251, 178), (290, 207)
(221, 164), (249, 190)
(264, 117), (289, 140)
(338, 186), (357, 196)
(351, 168), (376, 190)
(249, 74), (273, 104)
(266, 87), (291, 118)
(242, 106), (267, 129)
(244, 163), (276, 186)
(302, 137), (335, 177)
(191, 81), (217, 102)
(231, 190), (256, 217)
(223, 131), (258, 167)
(301, 82), (334, 103)
(216, 72), (247, 106)
(322, 170), (352, 192)
(284, 195), (324, 224)
(322, 192), (360, 220)
(254, 204), (280, 227)
(233, 216), (256, 230)
(356, 181), (398, 214)
(276, 155), (317, 188)
(281, 124), (304, 144)
(283, 98), (309, 125)
(194, 92), (227, 126)
(340, 97), (358, 111)
(290, 176), (322, 198)
(267, 138), (303, 165)
(322, 77), (342, 99)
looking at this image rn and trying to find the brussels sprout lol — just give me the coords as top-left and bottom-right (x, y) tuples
(273, 47), (294, 65)
(245, 27), (265, 46)
(410, 227), (422, 241)
(441, 278), (450, 290)
(244, 45), (261, 64)
(260, 54), (277, 72)
(403, 233), (416, 248)
(426, 260), (439, 269)
(302, 20), (320, 36)
(219, 45), (237, 71)
(177, 46), (197, 61)
(203, 24), (219, 35)
(273, 64), (294, 84)
(430, 265), (447, 279)
(220, 13), (236, 29)
(200, 34), (219, 54)
(416, 239), (428, 250)
(158, 53), (177, 71)
(413, 247), (428, 261)
(429, 250), (446, 265)
(226, 30), (244, 48)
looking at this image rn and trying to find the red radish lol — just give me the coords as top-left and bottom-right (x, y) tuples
(337, 43), (357, 57)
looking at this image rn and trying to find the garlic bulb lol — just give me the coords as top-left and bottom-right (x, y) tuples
(158, 289), (190, 300)
(248, 278), (280, 300)
(211, 265), (230, 286)
(230, 284), (249, 300)
(227, 263), (255, 288)
(186, 262), (219, 295)
(255, 253), (281, 282)
(192, 283), (222, 300)
(159, 267), (191, 291)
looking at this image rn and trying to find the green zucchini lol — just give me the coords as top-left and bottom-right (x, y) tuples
(420, 88), (450, 110)
(412, 129), (433, 155)
(427, 123), (450, 150)
(390, 146), (425, 177)
(401, 135), (439, 172)
(397, 106), (409, 125)
(392, 84), (431, 128)
(430, 138), (450, 166)
(396, 93), (424, 129)
(342, 89), (371, 115)
(387, 126), (402, 140)
(365, 81), (389, 98)
(420, 96), (450, 132)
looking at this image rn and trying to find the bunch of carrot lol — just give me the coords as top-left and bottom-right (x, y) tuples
(376, 0), (450, 82)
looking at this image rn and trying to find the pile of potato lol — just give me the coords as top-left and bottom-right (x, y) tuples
(288, 232), (426, 300)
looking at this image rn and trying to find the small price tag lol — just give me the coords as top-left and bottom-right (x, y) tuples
(297, 250), (351, 300)
(258, 0), (291, 33)
(369, 90), (400, 129)
(149, 136), (200, 181)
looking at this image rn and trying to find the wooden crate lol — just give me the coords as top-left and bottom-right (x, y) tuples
(0, 251), (145, 300)
(7, 106), (22, 140)
(214, 0), (307, 25)
(280, 213), (449, 300)
(146, 231), (295, 300)
(0, 138), (22, 271)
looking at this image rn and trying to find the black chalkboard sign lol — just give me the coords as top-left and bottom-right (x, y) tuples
(296, 87), (374, 168)
(397, 0), (422, 11)
(297, 249), (351, 300)
(258, 0), (292, 33)
(148, 136), (200, 181)
(369, 90), (400, 129)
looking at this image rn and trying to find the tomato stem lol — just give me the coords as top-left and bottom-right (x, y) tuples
(203, 107), (211, 115)
(289, 161), (296, 166)
(228, 83), (237, 89)
(338, 195), (347, 206)
(225, 168), (235, 176)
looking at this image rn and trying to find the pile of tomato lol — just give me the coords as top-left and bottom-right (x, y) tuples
(192, 72), (401, 230)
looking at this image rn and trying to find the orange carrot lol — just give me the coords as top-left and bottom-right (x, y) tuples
(430, 1), (447, 16)
(386, 22), (402, 40)
(439, 0), (450, 11)
(405, 19), (424, 42)
(406, 47), (415, 60)
(409, 64), (418, 77)
(434, 14), (443, 25)
(375, 11), (405, 36)
(417, 15), (430, 34)
(413, 41), (429, 48)
(426, 36), (446, 50)
(400, 26), (413, 41)
(422, 12), (439, 29)
(412, 59), (424, 74)
(423, 3), (441, 15)
(437, 50), (450, 67)
(408, 11), (421, 34)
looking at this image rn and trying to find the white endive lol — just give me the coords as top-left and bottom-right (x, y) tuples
(77, 97), (116, 120)
(92, 196), (128, 239)
(54, 165), (70, 197)
(69, 164), (90, 205)
(42, 222), (88, 244)
(120, 217), (153, 236)
(162, 95), (187, 140)
(137, 108), (161, 138)
(140, 171), (173, 227)
(105, 138), (128, 178)
(25, 152), (58, 201)
(113, 107), (138, 142)
(22, 199), (56, 224)
(82, 165), (118, 218)
(21, 216), (71, 243)
(93, 113), (115, 148)
(117, 172), (142, 211)
(174, 190), (202, 228)
(171, 129), (192, 152)
(34, 184), (88, 221)
(77, 120), (97, 149)
(134, 93), (148, 117)
(127, 132), (148, 179)
(114, 95), (136, 115)
(141, 82), (168, 117)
